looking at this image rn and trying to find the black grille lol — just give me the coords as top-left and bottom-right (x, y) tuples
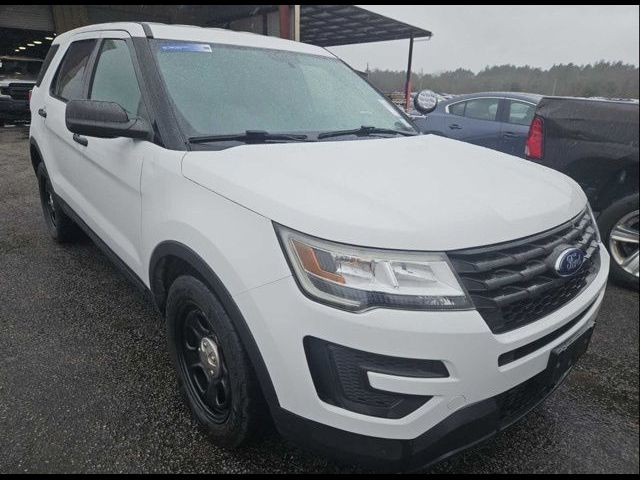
(448, 210), (600, 334)
(498, 298), (596, 366)
(496, 369), (552, 428)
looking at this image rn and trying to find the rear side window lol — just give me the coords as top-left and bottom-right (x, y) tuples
(35, 44), (60, 87)
(51, 39), (96, 101)
(89, 39), (143, 116)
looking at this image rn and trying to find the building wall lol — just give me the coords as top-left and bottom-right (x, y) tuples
(0, 5), (54, 31)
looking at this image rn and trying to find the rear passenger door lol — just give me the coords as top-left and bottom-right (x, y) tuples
(500, 99), (536, 157)
(444, 97), (503, 150)
(41, 34), (98, 204)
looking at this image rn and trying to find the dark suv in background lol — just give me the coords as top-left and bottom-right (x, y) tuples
(0, 55), (43, 127)
(526, 97), (639, 288)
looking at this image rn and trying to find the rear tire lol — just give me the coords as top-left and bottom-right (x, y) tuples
(165, 275), (265, 447)
(36, 163), (78, 243)
(598, 193), (639, 289)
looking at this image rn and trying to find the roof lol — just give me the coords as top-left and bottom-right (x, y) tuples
(542, 95), (639, 105)
(55, 22), (333, 57)
(441, 92), (543, 104)
(300, 5), (432, 47)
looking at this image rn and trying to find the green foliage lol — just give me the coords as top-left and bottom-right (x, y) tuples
(368, 61), (639, 98)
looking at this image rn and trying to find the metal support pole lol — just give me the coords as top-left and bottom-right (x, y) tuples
(279, 5), (290, 39)
(293, 5), (301, 41)
(404, 34), (414, 112)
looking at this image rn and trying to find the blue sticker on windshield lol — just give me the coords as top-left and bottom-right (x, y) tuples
(160, 43), (212, 53)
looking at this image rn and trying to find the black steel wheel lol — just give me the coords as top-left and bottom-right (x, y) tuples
(166, 275), (266, 447)
(176, 305), (231, 423)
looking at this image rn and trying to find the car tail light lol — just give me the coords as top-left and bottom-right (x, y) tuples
(525, 115), (544, 159)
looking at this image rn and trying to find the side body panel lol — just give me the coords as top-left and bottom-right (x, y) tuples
(139, 147), (291, 295)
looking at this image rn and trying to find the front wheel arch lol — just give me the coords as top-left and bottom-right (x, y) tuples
(148, 240), (281, 412)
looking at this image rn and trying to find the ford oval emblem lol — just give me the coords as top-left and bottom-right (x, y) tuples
(554, 248), (586, 277)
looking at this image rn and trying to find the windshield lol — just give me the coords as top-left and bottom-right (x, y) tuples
(151, 40), (414, 139)
(0, 58), (42, 78)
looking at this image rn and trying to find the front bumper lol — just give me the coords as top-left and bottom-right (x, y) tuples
(233, 246), (609, 467)
(273, 324), (592, 471)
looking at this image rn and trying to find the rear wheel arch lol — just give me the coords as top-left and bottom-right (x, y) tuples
(148, 240), (280, 411)
(29, 137), (45, 173)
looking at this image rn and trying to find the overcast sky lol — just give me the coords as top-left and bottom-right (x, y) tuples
(329, 5), (640, 73)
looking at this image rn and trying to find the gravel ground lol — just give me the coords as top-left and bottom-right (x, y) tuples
(0, 126), (638, 473)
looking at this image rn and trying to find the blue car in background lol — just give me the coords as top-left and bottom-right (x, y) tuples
(412, 92), (542, 157)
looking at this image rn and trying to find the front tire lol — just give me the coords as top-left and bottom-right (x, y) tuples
(166, 275), (265, 447)
(598, 193), (639, 289)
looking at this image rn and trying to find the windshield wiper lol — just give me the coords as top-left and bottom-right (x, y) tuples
(188, 130), (311, 144)
(317, 125), (418, 140)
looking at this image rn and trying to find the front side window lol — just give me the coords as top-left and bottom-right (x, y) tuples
(151, 41), (413, 138)
(463, 98), (499, 121)
(448, 101), (466, 116)
(52, 39), (96, 101)
(507, 100), (535, 126)
(89, 39), (143, 116)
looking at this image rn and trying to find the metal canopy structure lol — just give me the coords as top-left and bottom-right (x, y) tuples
(0, 4), (430, 110)
(1, 5), (432, 54)
(300, 5), (432, 47)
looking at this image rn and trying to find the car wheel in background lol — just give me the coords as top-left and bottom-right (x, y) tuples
(598, 193), (639, 289)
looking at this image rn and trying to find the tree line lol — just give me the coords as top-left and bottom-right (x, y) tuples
(367, 61), (639, 99)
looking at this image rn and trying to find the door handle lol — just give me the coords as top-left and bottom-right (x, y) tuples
(449, 124), (462, 130)
(503, 132), (518, 138)
(37, 108), (47, 118)
(72, 133), (88, 146)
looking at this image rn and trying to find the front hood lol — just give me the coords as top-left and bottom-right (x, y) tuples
(182, 135), (586, 250)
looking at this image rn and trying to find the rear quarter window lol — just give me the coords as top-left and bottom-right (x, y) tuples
(507, 100), (535, 126)
(50, 39), (97, 101)
(35, 44), (60, 87)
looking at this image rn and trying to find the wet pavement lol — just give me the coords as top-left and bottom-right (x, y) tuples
(1, 126), (638, 473)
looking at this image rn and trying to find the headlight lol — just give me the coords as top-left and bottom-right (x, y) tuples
(275, 224), (471, 312)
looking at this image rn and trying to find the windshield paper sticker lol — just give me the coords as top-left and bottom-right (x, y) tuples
(160, 43), (212, 53)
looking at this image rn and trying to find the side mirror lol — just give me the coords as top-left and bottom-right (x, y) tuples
(414, 89), (439, 114)
(65, 100), (151, 140)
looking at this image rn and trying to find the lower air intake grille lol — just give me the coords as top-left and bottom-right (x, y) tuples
(304, 337), (448, 419)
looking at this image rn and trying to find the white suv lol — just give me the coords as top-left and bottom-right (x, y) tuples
(29, 22), (610, 470)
